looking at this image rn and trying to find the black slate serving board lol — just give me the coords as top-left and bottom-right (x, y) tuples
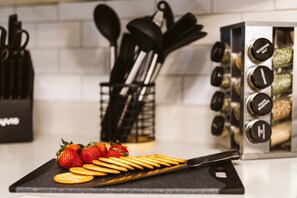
(9, 159), (244, 194)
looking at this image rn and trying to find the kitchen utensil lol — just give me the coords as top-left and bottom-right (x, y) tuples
(97, 150), (240, 187)
(9, 150), (244, 194)
(0, 26), (8, 99)
(162, 12), (197, 49)
(157, 0), (174, 29)
(94, 4), (121, 70)
(8, 14), (18, 46)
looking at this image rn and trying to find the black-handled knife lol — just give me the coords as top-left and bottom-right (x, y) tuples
(96, 150), (240, 187)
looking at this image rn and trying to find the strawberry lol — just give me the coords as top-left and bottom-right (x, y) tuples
(109, 142), (129, 156)
(56, 148), (83, 169)
(57, 139), (82, 152)
(95, 142), (108, 158)
(80, 145), (101, 164)
(107, 148), (122, 158)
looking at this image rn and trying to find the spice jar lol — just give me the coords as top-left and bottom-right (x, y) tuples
(247, 65), (273, 90)
(233, 78), (241, 96)
(271, 97), (291, 122)
(271, 121), (291, 147)
(211, 115), (229, 136)
(233, 52), (242, 70)
(246, 93), (272, 117)
(210, 91), (230, 113)
(211, 42), (230, 64)
(232, 103), (241, 122)
(272, 46), (293, 69)
(272, 73), (292, 95)
(247, 38), (274, 63)
(246, 119), (272, 143)
(210, 66), (230, 89)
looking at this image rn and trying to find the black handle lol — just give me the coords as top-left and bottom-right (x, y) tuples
(187, 150), (240, 168)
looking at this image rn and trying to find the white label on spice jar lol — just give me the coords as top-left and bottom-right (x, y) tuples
(257, 124), (266, 140)
(257, 98), (270, 111)
(260, 68), (267, 85)
(256, 43), (270, 54)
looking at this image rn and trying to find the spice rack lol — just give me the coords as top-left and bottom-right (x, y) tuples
(210, 21), (297, 160)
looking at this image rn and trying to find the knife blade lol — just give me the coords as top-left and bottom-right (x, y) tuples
(95, 150), (240, 187)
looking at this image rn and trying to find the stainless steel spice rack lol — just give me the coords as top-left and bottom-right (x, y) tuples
(210, 21), (297, 160)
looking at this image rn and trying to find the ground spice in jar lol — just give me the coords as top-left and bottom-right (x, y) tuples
(272, 73), (292, 95)
(272, 46), (293, 69)
(271, 121), (291, 147)
(271, 98), (291, 122)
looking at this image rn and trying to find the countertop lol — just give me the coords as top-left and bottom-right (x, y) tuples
(1, 133), (297, 198)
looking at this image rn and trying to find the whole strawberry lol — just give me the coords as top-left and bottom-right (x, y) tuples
(58, 138), (82, 152)
(107, 148), (122, 158)
(80, 145), (101, 164)
(95, 142), (108, 158)
(56, 148), (83, 169)
(109, 142), (129, 156)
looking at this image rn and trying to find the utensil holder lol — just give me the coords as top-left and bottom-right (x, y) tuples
(100, 82), (155, 143)
(210, 21), (297, 160)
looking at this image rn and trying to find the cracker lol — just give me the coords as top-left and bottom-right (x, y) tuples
(109, 157), (144, 170)
(121, 156), (154, 169)
(83, 164), (121, 174)
(69, 167), (107, 176)
(134, 156), (161, 168)
(92, 160), (128, 172)
(54, 172), (94, 184)
(154, 154), (186, 163)
(99, 157), (134, 170)
(151, 156), (179, 165)
(142, 156), (171, 167)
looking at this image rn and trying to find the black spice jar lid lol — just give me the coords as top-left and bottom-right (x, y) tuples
(249, 38), (274, 62)
(211, 42), (226, 62)
(210, 91), (225, 111)
(211, 115), (225, 136)
(247, 120), (271, 143)
(248, 93), (272, 116)
(248, 65), (274, 90)
(211, 66), (224, 87)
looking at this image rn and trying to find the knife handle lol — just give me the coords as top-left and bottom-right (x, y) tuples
(187, 150), (240, 168)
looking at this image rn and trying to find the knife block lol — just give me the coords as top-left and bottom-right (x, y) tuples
(99, 82), (155, 143)
(0, 100), (33, 143)
(210, 21), (297, 159)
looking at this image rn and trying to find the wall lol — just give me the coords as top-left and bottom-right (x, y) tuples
(0, 0), (296, 143)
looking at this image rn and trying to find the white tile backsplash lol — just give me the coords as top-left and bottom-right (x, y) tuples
(37, 22), (81, 47)
(16, 5), (58, 22)
(5, 0), (297, 106)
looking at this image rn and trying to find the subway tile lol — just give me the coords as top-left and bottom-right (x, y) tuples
(156, 105), (216, 142)
(37, 22), (80, 47)
(60, 48), (108, 74)
(243, 10), (297, 22)
(155, 76), (182, 104)
(275, 0), (297, 9)
(59, 0), (154, 20)
(82, 21), (110, 47)
(34, 75), (81, 101)
(0, 7), (14, 23)
(183, 76), (216, 105)
(160, 45), (213, 75)
(157, 0), (211, 15)
(197, 14), (242, 45)
(82, 75), (109, 102)
(30, 49), (59, 73)
(16, 5), (58, 22)
(213, 0), (274, 13)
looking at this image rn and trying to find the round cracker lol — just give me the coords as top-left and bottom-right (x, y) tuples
(151, 156), (179, 165)
(154, 154), (186, 163)
(92, 160), (128, 172)
(109, 157), (144, 170)
(54, 172), (94, 184)
(69, 167), (107, 176)
(134, 156), (161, 168)
(121, 156), (154, 169)
(142, 156), (171, 167)
(99, 157), (134, 170)
(83, 164), (121, 174)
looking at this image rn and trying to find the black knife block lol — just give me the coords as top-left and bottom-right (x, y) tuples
(100, 82), (155, 143)
(0, 99), (33, 143)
